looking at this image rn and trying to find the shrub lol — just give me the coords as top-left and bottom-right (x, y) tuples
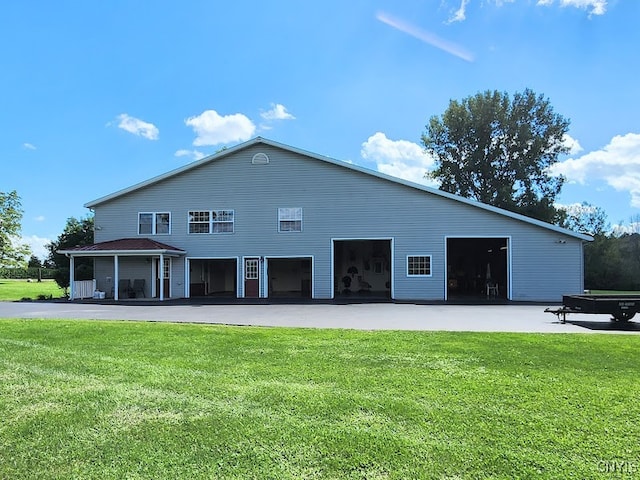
(0, 267), (58, 280)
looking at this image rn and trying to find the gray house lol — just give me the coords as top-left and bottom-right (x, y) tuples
(61, 137), (591, 302)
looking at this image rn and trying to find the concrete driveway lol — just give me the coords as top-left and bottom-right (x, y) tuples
(1, 300), (639, 334)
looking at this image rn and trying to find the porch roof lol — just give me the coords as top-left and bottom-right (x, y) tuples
(58, 238), (186, 257)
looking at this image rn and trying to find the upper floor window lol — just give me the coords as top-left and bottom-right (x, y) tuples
(139, 212), (170, 235)
(188, 211), (210, 234)
(278, 207), (302, 232)
(213, 210), (234, 233)
(188, 210), (234, 234)
(407, 255), (432, 277)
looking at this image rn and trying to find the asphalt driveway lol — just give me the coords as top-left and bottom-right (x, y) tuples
(1, 301), (639, 334)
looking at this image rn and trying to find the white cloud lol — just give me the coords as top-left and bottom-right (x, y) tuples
(115, 113), (159, 140)
(563, 133), (583, 155)
(21, 235), (52, 261)
(23, 142), (36, 150)
(439, 0), (607, 21)
(185, 110), (256, 146)
(361, 132), (439, 187)
(261, 103), (295, 121)
(556, 201), (598, 216)
(34, 215), (45, 222)
(550, 132), (640, 206)
(611, 222), (640, 237)
(537, 0), (607, 16)
(175, 149), (206, 161)
(447, 0), (470, 23)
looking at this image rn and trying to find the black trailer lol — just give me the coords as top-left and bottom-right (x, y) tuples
(545, 294), (640, 323)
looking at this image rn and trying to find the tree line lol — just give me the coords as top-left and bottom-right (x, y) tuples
(0, 191), (94, 293)
(585, 232), (640, 291)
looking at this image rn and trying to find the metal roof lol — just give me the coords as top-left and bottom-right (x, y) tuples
(58, 238), (186, 256)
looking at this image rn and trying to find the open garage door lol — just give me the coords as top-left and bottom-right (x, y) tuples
(267, 257), (312, 299)
(333, 240), (391, 299)
(446, 238), (509, 300)
(189, 259), (237, 298)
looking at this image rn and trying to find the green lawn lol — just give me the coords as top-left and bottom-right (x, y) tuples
(1, 320), (639, 479)
(0, 279), (65, 302)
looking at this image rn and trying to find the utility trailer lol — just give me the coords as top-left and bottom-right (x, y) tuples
(545, 294), (640, 323)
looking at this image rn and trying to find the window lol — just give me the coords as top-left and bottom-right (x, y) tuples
(278, 207), (302, 232)
(139, 213), (153, 234)
(161, 258), (170, 279)
(188, 210), (234, 234)
(245, 259), (259, 279)
(139, 212), (171, 235)
(407, 255), (432, 276)
(213, 210), (234, 233)
(189, 211), (210, 233)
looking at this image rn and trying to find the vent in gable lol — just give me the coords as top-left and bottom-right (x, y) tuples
(251, 152), (270, 165)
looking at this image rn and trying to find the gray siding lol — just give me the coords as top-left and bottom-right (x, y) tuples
(92, 143), (585, 301)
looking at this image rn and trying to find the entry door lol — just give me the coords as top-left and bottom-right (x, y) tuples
(155, 258), (171, 298)
(244, 258), (260, 298)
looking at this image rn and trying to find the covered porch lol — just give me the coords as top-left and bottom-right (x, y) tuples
(58, 238), (186, 301)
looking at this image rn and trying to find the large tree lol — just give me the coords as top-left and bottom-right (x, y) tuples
(0, 190), (31, 267)
(47, 215), (94, 291)
(422, 89), (570, 223)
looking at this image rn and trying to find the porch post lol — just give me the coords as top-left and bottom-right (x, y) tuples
(184, 257), (189, 298)
(114, 255), (119, 301)
(159, 253), (165, 301)
(69, 255), (75, 300)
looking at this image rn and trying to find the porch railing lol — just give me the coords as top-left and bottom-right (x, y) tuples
(72, 279), (97, 300)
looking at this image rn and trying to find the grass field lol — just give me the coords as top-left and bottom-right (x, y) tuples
(0, 279), (65, 302)
(1, 319), (639, 479)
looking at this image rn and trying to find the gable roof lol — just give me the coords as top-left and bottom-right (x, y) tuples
(58, 238), (186, 256)
(85, 136), (592, 242)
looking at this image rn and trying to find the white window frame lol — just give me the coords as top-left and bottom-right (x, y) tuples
(139, 212), (171, 235)
(212, 210), (234, 234)
(188, 209), (234, 234)
(188, 211), (210, 234)
(407, 255), (432, 277)
(278, 207), (302, 233)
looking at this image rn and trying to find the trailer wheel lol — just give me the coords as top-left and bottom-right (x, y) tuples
(612, 311), (635, 322)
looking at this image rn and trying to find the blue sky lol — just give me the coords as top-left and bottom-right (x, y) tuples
(2, 0), (638, 259)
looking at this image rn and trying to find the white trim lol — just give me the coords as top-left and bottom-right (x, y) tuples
(69, 256), (75, 301)
(331, 237), (395, 300)
(86, 137), (591, 242)
(151, 258), (156, 298)
(138, 212), (171, 236)
(278, 207), (303, 233)
(242, 256), (262, 298)
(264, 255), (315, 299)
(187, 209), (235, 235)
(185, 256), (240, 298)
(184, 257), (189, 298)
(251, 152), (270, 164)
(406, 255), (433, 277)
(444, 236), (512, 301)
(114, 255), (120, 300)
(187, 210), (210, 234)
